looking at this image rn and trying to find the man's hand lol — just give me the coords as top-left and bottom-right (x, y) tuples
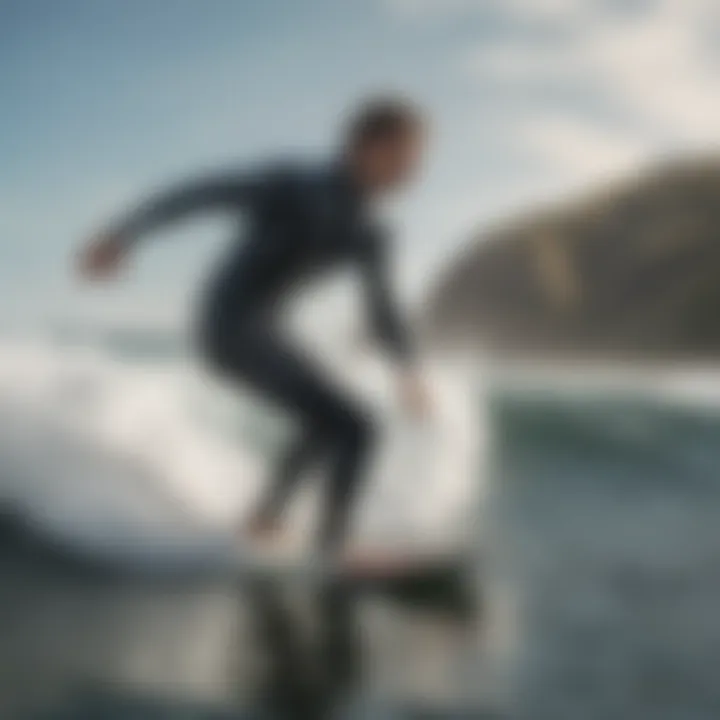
(398, 369), (433, 419)
(76, 231), (128, 280)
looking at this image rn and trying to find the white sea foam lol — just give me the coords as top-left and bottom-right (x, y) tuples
(0, 337), (484, 569)
(489, 357), (720, 410)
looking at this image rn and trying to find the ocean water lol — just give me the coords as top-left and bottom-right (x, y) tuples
(489, 383), (720, 720)
(0, 334), (718, 718)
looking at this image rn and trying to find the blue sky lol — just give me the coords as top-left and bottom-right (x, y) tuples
(2, 0), (719, 330)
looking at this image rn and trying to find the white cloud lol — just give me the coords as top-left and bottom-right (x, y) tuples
(520, 115), (651, 180)
(388, 0), (720, 183)
(456, 0), (720, 180)
(583, 3), (720, 143)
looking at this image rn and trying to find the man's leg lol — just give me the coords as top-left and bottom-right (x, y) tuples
(247, 426), (327, 534)
(246, 373), (375, 550)
(210, 323), (376, 551)
(316, 406), (375, 551)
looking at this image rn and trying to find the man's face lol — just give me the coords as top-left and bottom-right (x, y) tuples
(357, 128), (426, 194)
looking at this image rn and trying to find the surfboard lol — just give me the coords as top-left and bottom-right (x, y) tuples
(233, 540), (471, 587)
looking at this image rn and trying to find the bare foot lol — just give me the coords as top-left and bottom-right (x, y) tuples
(342, 547), (410, 576)
(242, 515), (284, 545)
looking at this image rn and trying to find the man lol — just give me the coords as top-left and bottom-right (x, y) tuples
(78, 97), (431, 557)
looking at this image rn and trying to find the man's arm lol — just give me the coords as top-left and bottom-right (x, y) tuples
(360, 227), (415, 365)
(360, 228), (432, 417)
(108, 170), (267, 246)
(77, 168), (271, 278)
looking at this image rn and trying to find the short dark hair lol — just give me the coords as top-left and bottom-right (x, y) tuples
(345, 96), (425, 150)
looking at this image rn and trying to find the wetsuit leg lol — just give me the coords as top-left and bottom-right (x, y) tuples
(252, 426), (327, 527)
(204, 320), (376, 550)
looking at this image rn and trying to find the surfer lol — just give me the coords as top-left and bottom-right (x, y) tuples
(77, 97), (431, 558)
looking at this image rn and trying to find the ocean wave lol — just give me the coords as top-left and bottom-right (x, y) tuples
(0, 338), (483, 571)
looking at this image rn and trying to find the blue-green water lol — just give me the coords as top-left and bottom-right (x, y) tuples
(488, 390), (720, 720)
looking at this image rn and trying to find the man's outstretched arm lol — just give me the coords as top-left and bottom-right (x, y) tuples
(108, 171), (267, 245)
(77, 169), (269, 278)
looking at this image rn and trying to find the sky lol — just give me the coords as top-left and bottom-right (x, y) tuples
(2, 0), (720, 332)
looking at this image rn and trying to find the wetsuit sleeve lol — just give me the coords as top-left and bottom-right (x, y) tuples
(108, 170), (269, 246)
(360, 228), (415, 365)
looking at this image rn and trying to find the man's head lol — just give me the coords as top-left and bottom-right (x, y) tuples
(343, 96), (427, 195)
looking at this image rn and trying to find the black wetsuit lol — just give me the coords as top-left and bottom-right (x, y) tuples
(112, 160), (414, 548)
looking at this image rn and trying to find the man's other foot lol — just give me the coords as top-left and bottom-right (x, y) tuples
(241, 515), (285, 545)
(341, 547), (419, 577)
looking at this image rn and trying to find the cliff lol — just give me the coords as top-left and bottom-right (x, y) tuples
(424, 158), (720, 360)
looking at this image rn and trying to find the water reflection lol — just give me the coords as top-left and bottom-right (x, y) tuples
(0, 534), (484, 719)
(244, 580), (360, 719)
